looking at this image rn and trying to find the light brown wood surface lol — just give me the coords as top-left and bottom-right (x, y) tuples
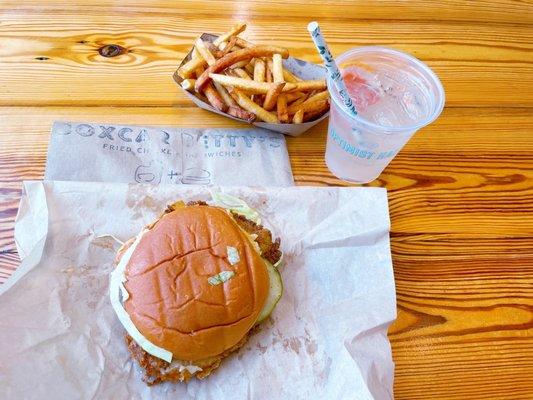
(0, 1), (532, 399)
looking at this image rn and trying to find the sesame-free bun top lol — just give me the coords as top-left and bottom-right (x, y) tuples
(122, 205), (269, 361)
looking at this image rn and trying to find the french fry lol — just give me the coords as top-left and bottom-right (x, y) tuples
(195, 65), (205, 78)
(304, 90), (329, 104)
(303, 101), (330, 122)
(287, 94), (308, 108)
(178, 57), (206, 79)
(204, 82), (228, 112)
(220, 36), (237, 56)
(272, 53), (284, 83)
(227, 106), (256, 122)
(213, 81), (238, 107)
(192, 47), (201, 59)
(209, 73), (272, 93)
(265, 58), (273, 83)
(181, 79), (196, 91)
(285, 91), (306, 103)
(293, 109), (304, 123)
(233, 68), (252, 80)
(206, 42), (224, 58)
(195, 46), (291, 92)
(195, 38), (217, 66)
(253, 59), (266, 82)
(277, 94), (289, 123)
(282, 68), (302, 82)
(234, 37), (254, 48)
(282, 80), (327, 92)
(244, 62), (254, 75)
(262, 82), (285, 111)
(213, 22), (247, 46)
(230, 88), (279, 123)
(288, 99), (329, 115)
(229, 59), (250, 69)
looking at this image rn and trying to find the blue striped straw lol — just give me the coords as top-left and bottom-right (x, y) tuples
(307, 21), (358, 116)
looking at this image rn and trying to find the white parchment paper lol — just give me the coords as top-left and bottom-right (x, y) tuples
(0, 181), (395, 400)
(44, 122), (294, 186)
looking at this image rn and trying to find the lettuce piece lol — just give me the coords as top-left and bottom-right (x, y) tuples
(109, 229), (174, 363)
(210, 192), (262, 224)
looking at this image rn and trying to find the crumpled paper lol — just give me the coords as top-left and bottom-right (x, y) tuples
(0, 181), (396, 400)
(44, 121), (294, 186)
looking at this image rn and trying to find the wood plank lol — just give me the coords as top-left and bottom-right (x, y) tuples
(0, 14), (530, 107)
(2, 0), (531, 25)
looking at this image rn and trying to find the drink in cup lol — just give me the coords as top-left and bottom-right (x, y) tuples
(325, 47), (445, 183)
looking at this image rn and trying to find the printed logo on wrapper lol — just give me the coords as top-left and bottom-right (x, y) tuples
(45, 121), (294, 186)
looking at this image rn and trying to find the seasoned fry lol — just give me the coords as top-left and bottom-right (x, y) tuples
(195, 64), (205, 78)
(209, 73), (272, 93)
(265, 59), (273, 83)
(277, 94), (289, 123)
(229, 60), (249, 69)
(181, 79), (196, 91)
(227, 106), (256, 122)
(285, 91), (306, 103)
(288, 99), (329, 115)
(195, 46), (289, 92)
(213, 22), (247, 46)
(204, 82), (228, 112)
(293, 109), (304, 123)
(195, 38), (217, 66)
(233, 68), (252, 80)
(303, 101), (330, 122)
(220, 36), (237, 56)
(263, 82), (285, 111)
(213, 81), (238, 107)
(234, 37), (254, 48)
(230, 88), (279, 123)
(206, 43), (224, 58)
(304, 90), (329, 104)
(178, 57), (206, 79)
(287, 94), (308, 108)
(272, 53), (284, 83)
(253, 59), (266, 82)
(282, 68), (302, 83)
(244, 62), (254, 75)
(282, 80), (327, 92)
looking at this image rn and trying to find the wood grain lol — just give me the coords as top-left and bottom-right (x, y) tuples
(0, 11), (531, 107)
(0, 1), (532, 399)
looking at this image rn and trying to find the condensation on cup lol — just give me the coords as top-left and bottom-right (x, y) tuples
(325, 46), (445, 183)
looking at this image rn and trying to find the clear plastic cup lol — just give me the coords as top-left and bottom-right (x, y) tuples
(325, 46), (445, 183)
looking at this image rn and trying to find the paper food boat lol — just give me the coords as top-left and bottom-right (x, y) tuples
(173, 33), (329, 137)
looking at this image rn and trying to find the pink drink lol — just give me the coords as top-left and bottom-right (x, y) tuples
(325, 47), (445, 183)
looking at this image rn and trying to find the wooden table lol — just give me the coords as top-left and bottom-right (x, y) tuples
(0, 1), (531, 398)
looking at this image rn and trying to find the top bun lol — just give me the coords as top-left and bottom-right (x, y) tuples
(122, 205), (269, 361)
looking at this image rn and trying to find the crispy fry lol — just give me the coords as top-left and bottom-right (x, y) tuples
(213, 81), (238, 107)
(213, 22), (247, 46)
(195, 46), (291, 91)
(192, 47), (201, 60)
(263, 82), (285, 111)
(288, 94), (308, 108)
(229, 60), (250, 69)
(265, 58), (273, 83)
(227, 106), (256, 122)
(195, 64), (205, 78)
(285, 91), (305, 103)
(195, 38), (217, 66)
(293, 109), (304, 123)
(234, 37), (254, 48)
(253, 59), (266, 82)
(277, 94), (289, 123)
(288, 99), (329, 115)
(272, 53), (284, 83)
(204, 82), (228, 112)
(244, 62), (254, 75)
(282, 80), (327, 92)
(304, 90), (329, 104)
(181, 79), (196, 91)
(233, 68), (252, 80)
(282, 68), (302, 82)
(209, 73), (272, 93)
(230, 88), (279, 123)
(178, 57), (206, 79)
(303, 101), (330, 122)
(220, 36), (237, 56)
(206, 42), (224, 58)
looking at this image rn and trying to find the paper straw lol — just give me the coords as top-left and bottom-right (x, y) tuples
(307, 21), (358, 116)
